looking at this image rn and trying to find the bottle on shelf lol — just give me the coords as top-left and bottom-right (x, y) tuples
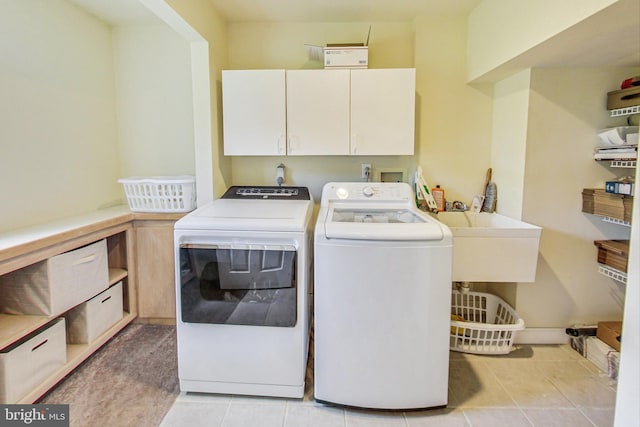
(431, 185), (445, 212)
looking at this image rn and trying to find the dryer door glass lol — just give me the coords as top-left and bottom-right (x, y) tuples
(179, 244), (297, 327)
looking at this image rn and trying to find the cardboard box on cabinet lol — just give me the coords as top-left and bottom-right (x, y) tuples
(65, 282), (123, 344)
(0, 240), (109, 316)
(0, 318), (67, 403)
(305, 27), (371, 69)
(305, 44), (368, 69)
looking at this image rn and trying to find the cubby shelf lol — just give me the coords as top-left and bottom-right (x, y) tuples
(0, 208), (137, 404)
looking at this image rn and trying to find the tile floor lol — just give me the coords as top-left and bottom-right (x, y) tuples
(160, 344), (617, 427)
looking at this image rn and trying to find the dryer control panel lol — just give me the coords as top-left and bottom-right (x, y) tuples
(222, 186), (310, 200)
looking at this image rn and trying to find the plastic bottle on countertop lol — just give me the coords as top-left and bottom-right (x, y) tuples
(431, 185), (445, 212)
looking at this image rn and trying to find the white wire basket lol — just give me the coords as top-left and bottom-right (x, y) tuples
(118, 176), (196, 213)
(450, 291), (525, 355)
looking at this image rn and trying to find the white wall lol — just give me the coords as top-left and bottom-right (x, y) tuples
(515, 68), (638, 328)
(0, 0), (121, 233)
(112, 25), (195, 178)
(227, 22), (412, 70)
(414, 16), (493, 205)
(491, 69), (531, 219)
(165, 0), (229, 199)
(467, 0), (618, 81)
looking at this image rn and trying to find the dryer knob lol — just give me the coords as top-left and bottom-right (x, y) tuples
(362, 186), (374, 197)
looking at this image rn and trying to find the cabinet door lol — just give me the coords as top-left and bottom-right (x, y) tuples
(286, 70), (351, 155)
(135, 221), (176, 319)
(222, 70), (286, 156)
(350, 68), (416, 155)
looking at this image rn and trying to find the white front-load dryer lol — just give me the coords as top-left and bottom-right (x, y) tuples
(314, 182), (452, 409)
(174, 186), (313, 398)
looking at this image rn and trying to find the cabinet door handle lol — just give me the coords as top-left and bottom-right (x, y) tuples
(32, 339), (49, 352)
(288, 135), (297, 153)
(72, 254), (97, 265)
(351, 133), (358, 155)
(278, 135), (286, 155)
(101, 295), (112, 304)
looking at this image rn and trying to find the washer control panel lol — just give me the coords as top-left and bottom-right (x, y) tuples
(321, 182), (413, 205)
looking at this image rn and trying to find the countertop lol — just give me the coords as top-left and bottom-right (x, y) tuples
(0, 205), (186, 263)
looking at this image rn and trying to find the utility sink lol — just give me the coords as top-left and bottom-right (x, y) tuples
(435, 212), (542, 282)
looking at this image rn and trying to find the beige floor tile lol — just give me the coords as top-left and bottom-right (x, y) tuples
(448, 350), (471, 360)
(508, 344), (583, 361)
(284, 402), (345, 427)
(522, 408), (595, 427)
(534, 360), (599, 379)
(344, 409), (407, 427)
(157, 344), (618, 427)
(499, 376), (573, 408)
(174, 391), (233, 404)
(448, 360), (517, 408)
(405, 408), (470, 426)
(484, 360), (573, 408)
(160, 401), (228, 427)
(447, 386), (461, 407)
(462, 408), (531, 427)
(580, 408), (615, 427)
(535, 360), (617, 409)
(581, 358), (606, 375)
(482, 358), (543, 376)
(229, 394), (289, 407)
(222, 402), (286, 427)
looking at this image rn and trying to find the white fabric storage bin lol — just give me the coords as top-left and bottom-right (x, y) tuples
(65, 282), (123, 344)
(0, 318), (67, 403)
(0, 240), (109, 316)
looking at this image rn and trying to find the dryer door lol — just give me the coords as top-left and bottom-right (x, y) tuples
(178, 243), (297, 327)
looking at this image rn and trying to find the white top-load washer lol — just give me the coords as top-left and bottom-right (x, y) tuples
(174, 186), (313, 398)
(314, 182), (452, 409)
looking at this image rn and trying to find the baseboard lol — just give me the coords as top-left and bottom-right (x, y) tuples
(134, 317), (176, 326)
(514, 327), (570, 344)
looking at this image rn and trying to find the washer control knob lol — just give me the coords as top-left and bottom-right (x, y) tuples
(362, 186), (374, 197)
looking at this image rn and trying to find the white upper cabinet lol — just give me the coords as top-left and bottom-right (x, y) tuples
(222, 70), (286, 156)
(222, 68), (416, 156)
(286, 70), (350, 155)
(350, 68), (416, 155)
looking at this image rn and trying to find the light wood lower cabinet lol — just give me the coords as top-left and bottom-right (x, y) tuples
(134, 220), (178, 320)
(0, 210), (184, 402)
(0, 210), (137, 404)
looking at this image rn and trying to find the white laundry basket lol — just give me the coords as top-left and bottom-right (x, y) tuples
(118, 176), (196, 213)
(450, 291), (525, 355)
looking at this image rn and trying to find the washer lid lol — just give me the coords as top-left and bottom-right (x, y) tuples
(324, 206), (445, 240)
(175, 199), (313, 232)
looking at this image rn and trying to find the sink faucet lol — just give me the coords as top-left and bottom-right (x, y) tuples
(447, 201), (468, 212)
